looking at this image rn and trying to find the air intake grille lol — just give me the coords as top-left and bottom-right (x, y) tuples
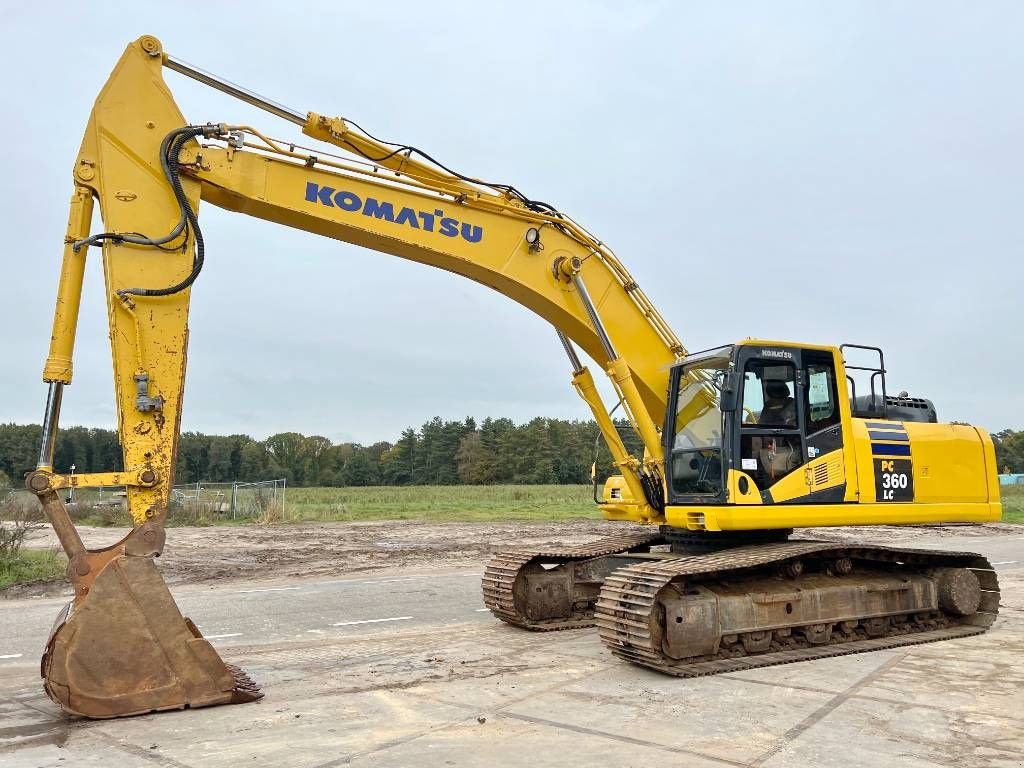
(813, 464), (829, 486)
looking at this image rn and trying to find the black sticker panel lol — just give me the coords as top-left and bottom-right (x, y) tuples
(874, 458), (914, 502)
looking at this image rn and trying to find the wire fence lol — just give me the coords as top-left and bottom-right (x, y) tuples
(0, 479), (287, 525)
(170, 479), (287, 521)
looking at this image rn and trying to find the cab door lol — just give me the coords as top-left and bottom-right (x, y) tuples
(734, 347), (805, 502)
(732, 346), (845, 504)
(797, 349), (847, 502)
(802, 350), (843, 458)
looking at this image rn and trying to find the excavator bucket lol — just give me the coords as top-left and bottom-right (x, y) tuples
(42, 554), (262, 718)
(30, 487), (261, 718)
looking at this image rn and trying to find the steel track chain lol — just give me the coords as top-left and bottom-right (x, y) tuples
(481, 529), (665, 631)
(596, 540), (1000, 677)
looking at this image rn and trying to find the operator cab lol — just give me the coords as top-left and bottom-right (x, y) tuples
(662, 340), (935, 506)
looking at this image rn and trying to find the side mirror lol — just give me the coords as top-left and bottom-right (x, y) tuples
(719, 371), (740, 412)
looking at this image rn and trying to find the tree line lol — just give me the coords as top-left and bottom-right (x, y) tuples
(1, 421), (1021, 488)
(994, 430), (1024, 475)
(0, 417), (644, 488)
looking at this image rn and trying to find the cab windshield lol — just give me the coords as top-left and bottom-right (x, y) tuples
(670, 347), (730, 495)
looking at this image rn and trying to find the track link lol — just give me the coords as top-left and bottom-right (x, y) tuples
(482, 529), (664, 631)
(596, 541), (999, 676)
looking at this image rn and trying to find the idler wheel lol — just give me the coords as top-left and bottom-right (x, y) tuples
(935, 568), (981, 616)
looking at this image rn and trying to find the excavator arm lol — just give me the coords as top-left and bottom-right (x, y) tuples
(28, 35), (694, 718)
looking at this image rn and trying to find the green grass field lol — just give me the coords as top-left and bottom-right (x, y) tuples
(0, 549), (66, 590)
(11, 483), (1024, 528)
(274, 484), (598, 523)
(218, 484), (1024, 525)
(52, 484), (599, 527)
(1000, 484), (1024, 524)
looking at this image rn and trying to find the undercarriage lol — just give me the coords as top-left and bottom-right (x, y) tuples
(482, 529), (999, 675)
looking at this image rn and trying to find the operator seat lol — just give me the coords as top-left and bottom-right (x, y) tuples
(759, 381), (796, 426)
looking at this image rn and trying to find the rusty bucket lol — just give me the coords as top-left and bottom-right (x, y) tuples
(33, 489), (262, 718)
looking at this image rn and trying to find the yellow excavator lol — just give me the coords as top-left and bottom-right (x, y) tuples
(29, 36), (1001, 718)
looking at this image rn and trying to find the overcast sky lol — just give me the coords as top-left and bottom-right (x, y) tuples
(2, 2), (1021, 445)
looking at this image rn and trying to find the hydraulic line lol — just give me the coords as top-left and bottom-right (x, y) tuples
(74, 127), (193, 252)
(74, 126), (213, 299)
(117, 127), (206, 298)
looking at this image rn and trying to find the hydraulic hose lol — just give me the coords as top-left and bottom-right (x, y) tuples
(118, 127), (206, 297)
(73, 125), (211, 299)
(640, 469), (665, 512)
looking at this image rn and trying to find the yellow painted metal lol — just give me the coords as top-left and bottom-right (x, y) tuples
(604, 357), (664, 468)
(599, 475), (645, 521)
(765, 449), (848, 504)
(726, 468), (762, 504)
(193, 144), (680, 423)
(41, 470), (157, 492)
(670, 500), (1001, 531)
(65, 38), (198, 526)
(34, 38), (264, 718)
(42, 187), (94, 384)
(302, 113), (496, 203)
(192, 135), (681, 493)
(704, 420), (1002, 528)
(981, 431), (1002, 507)
(569, 366), (655, 521)
(852, 420), (993, 504)
(676, 342), (1001, 529)
(735, 337), (836, 353)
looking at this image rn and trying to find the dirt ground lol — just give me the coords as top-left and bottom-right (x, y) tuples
(10, 519), (1020, 598)
(3, 521), (1021, 766)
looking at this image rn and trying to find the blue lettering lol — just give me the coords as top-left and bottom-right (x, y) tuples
(417, 211), (435, 231)
(395, 207), (419, 228)
(362, 198), (395, 221)
(460, 223), (483, 243)
(306, 182), (335, 207)
(334, 191), (361, 211)
(304, 182), (482, 243)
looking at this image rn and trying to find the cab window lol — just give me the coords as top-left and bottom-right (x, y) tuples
(741, 363), (796, 427)
(668, 365), (725, 496)
(806, 363), (840, 432)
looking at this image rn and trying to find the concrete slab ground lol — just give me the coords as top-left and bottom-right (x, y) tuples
(0, 533), (1021, 767)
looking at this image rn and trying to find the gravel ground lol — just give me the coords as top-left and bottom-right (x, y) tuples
(8, 519), (1019, 598)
